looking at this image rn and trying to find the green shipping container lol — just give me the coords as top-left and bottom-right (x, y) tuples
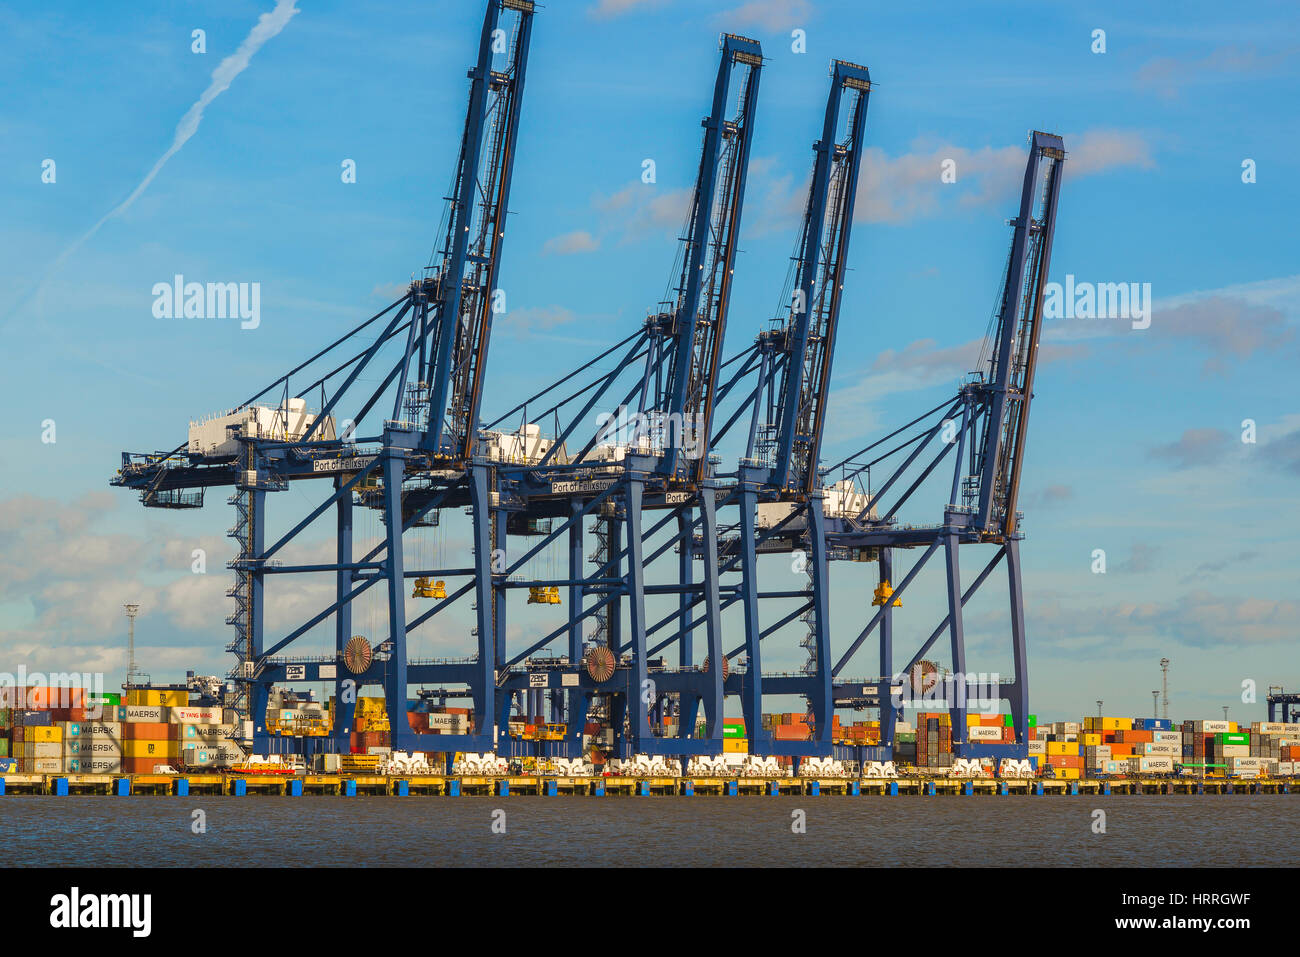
(0, 738), (8, 757)
(1003, 714), (1013, 727)
(1028, 714), (1037, 728)
(1216, 732), (1250, 745)
(722, 726), (745, 738)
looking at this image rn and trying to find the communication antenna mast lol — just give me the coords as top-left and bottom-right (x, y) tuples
(1159, 657), (1170, 720)
(1096, 699), (1103, 718)
(1152, 691), (1159, 719)
(124, 603), (142, 688)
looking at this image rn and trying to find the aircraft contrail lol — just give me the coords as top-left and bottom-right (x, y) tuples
(5, 0), (300, 323)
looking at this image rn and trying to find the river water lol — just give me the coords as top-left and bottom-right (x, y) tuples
(0, 794), (1291, 867)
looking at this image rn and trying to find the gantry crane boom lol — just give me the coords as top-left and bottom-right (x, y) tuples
(973, 131), (1065, 539)
(650, 33), (763, 482)
(769, 59), (871, 495)
(419, 0), (535, 463)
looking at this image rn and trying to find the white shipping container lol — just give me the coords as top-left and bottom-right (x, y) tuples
(1219, 745), (1250, 758)
(30, 758), (63, 773)
(179, 723), (232, 742)
(1152, 730), (1181, 743)
(72, 757), (123, 773)
(182, 747), (219, 767)
(22, 742), (62, 759)
(966, 726), (1003, 741)
(215, 739), (246, 765)
(124, 705), (164, 722)
(1138, 756), (1175, 772)
(63, 738), (123, 756)
(1027, 740), (1046, 753)
(1228, 756), (1276, 771)
(1278, 762), (1294, 776)
(75, 722), (122, 737)
(170, 707), (222, 725)
(1140, 743), (1179, 756)
(1061, 722), (1080, 734)
(1195, 720), (1231, 733)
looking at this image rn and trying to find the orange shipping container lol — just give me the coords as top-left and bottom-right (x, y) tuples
(0, 686), (87, 710)
(122, 757), (179, 774)
(122, 722), (170, 740)
(1047, 754), (1083, 769)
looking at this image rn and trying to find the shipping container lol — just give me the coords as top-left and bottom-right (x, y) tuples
(1194, 720), (1231, 733)
(123, 705), (165, 723)
(122, 722), (171, 740)
(121, 756), (180, 774)
(169, 706), (221, 725)
(123, 739), (179, 759)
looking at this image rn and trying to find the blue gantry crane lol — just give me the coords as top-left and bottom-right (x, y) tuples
(822, 131), (1066, 761)
(693, 59), (874, 757)
(112, 0), (537, 755)
(110, 0), (1063, 770)
(473, 32), (765, 759)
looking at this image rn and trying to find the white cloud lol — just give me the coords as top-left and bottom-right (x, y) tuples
(543, 230), (601, 256)
(589, 0), (666, 19)
(714, 0), (812, 32)
(852, 130), (1153, 225)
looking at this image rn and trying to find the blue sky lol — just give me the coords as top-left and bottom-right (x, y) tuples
(1, 0), (1297, 724)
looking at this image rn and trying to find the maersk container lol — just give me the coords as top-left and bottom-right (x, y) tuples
(78, 757), (123, 773)
(64, 739), (123, 756)
(123, 705), (164, 722)
(182, 746), (218, 767)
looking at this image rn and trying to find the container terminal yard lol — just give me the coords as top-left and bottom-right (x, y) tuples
(6, 0), (1279, 805)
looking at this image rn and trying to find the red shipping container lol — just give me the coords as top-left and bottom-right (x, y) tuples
(773, 725), (809, 741)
